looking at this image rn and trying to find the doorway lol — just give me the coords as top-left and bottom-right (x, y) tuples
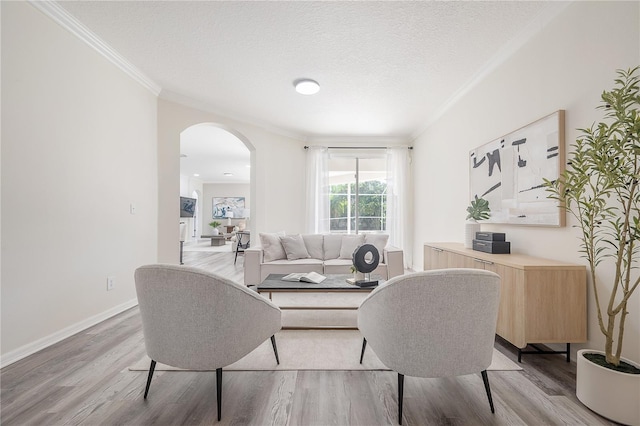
(180, 124), (251, 247)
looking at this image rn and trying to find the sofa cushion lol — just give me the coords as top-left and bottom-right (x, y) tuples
(324, 260), (388, 277)
(323, 258), (353, 267)
(365, 233), (390, 262)
(281, 234), (311, 260)
(323, 258), (353, 275)
(260, 232), (287, 262)
(323, 234), (343, 260)
(302, 234), (324, 260)
(339, 234), (365, 259)
(264, 258), (324, 266)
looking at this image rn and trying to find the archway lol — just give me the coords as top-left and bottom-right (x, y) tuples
(179, 123), (252, 249)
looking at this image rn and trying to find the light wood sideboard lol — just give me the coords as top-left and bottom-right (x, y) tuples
(424, 243), (587, 361)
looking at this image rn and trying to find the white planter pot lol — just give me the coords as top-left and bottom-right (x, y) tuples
(576, 349), (640, 425)
(464, 220), (480, 248)
(211, 228), (219, 236)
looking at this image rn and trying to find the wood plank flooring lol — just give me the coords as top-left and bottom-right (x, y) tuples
(1, 249), (615, 425)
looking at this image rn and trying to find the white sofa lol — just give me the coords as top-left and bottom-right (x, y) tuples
(244, 233), (404, 286)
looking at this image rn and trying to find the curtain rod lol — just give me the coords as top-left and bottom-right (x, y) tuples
(304, 146), (413, 150)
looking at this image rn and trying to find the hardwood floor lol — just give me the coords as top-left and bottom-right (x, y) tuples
(1, 250), (614, 425)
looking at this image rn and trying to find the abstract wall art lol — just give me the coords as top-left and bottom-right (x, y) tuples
(212, 197), (246, 219)
(469, 110), (565, 226)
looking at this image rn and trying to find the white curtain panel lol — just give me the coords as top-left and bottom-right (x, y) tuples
(386, 147), (412, 268)
(305, 146), (330, 234)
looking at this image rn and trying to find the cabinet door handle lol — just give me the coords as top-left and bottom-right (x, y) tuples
(473, 258), (484, 263)
(483, 260), (494, 265)
(432, 248), (443, 252)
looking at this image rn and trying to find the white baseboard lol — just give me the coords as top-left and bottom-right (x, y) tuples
(0, 298), (138, 369)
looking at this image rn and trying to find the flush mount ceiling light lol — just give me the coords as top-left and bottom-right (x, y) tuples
(294, 79), (320, 95)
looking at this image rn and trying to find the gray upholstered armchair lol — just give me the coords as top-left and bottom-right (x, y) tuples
(134, 264), (282, 421)
(358, 269), (501, 424)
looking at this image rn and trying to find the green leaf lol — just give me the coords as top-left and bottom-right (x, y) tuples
(466, 195), (491, 221)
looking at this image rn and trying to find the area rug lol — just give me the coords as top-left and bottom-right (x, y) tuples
(129, 330), (522, 372)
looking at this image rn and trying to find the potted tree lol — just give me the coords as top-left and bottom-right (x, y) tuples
(464, 195), (490, 248)
(208, 221), (222, 236)
(546, 67), (640, 426)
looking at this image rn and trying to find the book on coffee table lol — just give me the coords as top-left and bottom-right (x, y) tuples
(281, 272), (326, 284)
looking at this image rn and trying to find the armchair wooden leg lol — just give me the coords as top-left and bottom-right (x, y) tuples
(481, 370), (495, 413)
(359, 338), (367, 364)
(143, 360), (156, 399)
(398, 373), (404, 425)
(216, 368), (222, 421)
(270, 335), (280, 365)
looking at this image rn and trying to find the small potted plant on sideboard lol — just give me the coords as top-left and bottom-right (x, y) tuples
(464, 195), (490, 248)
(546, 67), (640, 426)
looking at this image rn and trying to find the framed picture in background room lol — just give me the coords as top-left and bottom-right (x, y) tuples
(213, 197), (246, 219)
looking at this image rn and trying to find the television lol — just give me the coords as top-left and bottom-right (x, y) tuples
(180, 197), (196, 218)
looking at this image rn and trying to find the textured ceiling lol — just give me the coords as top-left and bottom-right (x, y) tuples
(180, 125), (250, 183)
(51, 1), (567, 184)
(58, 1), (564, 140)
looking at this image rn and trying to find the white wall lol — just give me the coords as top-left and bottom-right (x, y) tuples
(1, 2), (158, 364)
(412, 1), (640, 362)
(158, 99), (307, 263)
(202, 183), (250, 232)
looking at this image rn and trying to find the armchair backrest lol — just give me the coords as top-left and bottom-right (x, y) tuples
(358, 268), (500, 378)
(135, 264), (281, 370)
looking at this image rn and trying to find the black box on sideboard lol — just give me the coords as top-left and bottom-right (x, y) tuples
(475, 232), (506, 242)
(472, 239), (511, 254)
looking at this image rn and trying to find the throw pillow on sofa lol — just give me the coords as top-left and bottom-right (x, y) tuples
(339, 234), (365, 259)
(281, 234), (311, 260)
(260, 232), (287, 262)
(323, 234), (343, 259)
(302, 234), (324, 259)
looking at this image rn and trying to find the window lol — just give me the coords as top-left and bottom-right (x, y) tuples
(306, 145), (410, 267)
(328, 155), (387, 234)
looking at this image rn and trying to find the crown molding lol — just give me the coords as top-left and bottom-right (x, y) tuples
(160, 91), (414, 145)
(160, 89), (307, 142)
(28, 0), (161, 96)
(411, 1), (572, 141)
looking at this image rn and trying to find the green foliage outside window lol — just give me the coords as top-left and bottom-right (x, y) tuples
(330, 180), (387, 232)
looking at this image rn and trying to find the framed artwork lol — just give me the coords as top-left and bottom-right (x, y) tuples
(213, 197), (246, 219)
(469, 110), (565, 226)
